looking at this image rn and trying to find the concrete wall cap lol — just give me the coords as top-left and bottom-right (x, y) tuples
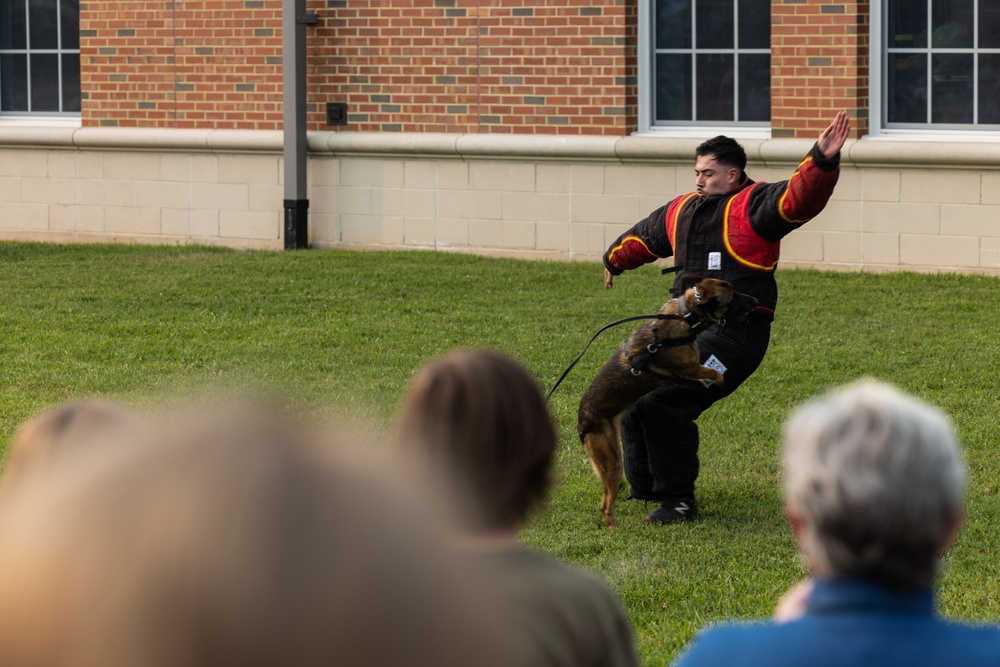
(614, 135), (699, 162)
(849, 137), (1000, 168)
(205, 130), (282, 152)
(322, 131), (459, 156)
(456, 133), (618, 159)
(0, 126), (77, 146)
(72, 127), (212, 150)
(4, 128), (1000, 171)
(758, 138), (820, 165)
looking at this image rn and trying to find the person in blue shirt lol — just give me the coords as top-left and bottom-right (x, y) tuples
(673, 379), (1000, 667)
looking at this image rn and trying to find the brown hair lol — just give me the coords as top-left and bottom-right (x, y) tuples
(396, 349), (557, 533)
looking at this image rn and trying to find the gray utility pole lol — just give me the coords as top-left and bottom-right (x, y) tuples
(282, 0), (314, 249)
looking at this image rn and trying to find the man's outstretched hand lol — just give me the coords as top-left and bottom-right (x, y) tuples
(604, 267), (614, 290)
(818, 111), (851, 159)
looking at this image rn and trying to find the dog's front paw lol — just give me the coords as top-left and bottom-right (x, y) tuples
(698, 368), (724, 386)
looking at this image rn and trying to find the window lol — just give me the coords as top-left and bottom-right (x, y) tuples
(641, 0), (770, 130)
(884, 0), (1000, 128)
(0, 0), (80, 115)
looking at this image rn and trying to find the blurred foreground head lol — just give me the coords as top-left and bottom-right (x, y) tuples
(1, 400), (141, 498)
(0, 404), (494, 667)
(782, 379), (965, 591)
(395, 349), (558, 534)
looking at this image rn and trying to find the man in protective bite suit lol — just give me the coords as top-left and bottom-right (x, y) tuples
(602, 111), (851, 524)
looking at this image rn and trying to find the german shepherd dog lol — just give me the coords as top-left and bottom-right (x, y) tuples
(577, 276), (757, 527)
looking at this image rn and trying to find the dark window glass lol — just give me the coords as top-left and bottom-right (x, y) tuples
(887, 0), (927, 48)
(31, 53), (60, 111)
(1, 0), (80, 114)
(696, 0), (733, 49)
(0, 0), (28, 49)
(652, 0), (768, 125)
(980, 5), (1000, 49)
(738, 53), (769, 121)
(931, 53), (973, 123)
(931, 0), (973, 48)
(656, 0), (691, 49)
(29, 0), (59, 50)
(62, 52), (80, 112)
(0, 53), (28, 111)
(656, 53), (692, 121)
(61, 1), (80, 50)
(978, 54), (1000, 124)
(696, 53), (734, 120)
(887, 53), (927, 123)
(738, 0), (769, 49)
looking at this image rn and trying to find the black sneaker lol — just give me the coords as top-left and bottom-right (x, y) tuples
(644, 498), (698, 524)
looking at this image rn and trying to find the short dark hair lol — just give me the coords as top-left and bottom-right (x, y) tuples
(696, 135), (747, 173)
(396, 349), (557, 532)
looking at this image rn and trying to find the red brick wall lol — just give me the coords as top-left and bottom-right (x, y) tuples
(80, 0), (636, 134)
(81, 1), (284, 129)
(317, 0), (637, 134)
(771, 0), (869, 139)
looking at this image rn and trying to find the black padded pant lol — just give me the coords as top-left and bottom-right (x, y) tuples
(621, 314), (772, 501)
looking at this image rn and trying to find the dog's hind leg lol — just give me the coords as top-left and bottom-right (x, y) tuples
(581, 417), (623, 528)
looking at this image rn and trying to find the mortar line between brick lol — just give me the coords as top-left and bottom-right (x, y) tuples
(475, 0), (481, 134)
(172, 2), (178, 128)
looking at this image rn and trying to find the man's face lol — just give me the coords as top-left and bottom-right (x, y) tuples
(694, 154), (739, 197)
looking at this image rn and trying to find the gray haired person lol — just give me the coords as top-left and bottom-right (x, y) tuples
(674, 380), (1000, 667)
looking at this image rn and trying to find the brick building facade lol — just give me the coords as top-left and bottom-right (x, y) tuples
(77, 0), (872, 139)
(80, 0), (639, 135)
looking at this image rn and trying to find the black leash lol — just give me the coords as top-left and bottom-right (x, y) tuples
(545, 264), (686, 402)
(545, 312), (682, 402)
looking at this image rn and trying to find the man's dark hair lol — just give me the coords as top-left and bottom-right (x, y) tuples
(696, 135), (747, 172)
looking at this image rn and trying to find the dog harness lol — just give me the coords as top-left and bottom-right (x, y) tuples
(624, 328), (696, 382)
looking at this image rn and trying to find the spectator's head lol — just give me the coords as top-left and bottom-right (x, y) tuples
(0, 404), (494, 667)
(782, 380), (965, 591)
(1, 400), (141, 498)
(395, 349), (557, 534)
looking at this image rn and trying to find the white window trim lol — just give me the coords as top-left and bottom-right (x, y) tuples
(0, 114), (81, 127)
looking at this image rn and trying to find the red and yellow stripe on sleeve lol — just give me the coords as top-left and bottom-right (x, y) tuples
(777, 156), (838, 224)
(606, 235), (662, 271)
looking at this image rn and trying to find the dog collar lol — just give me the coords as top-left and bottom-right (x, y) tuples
(677, 292), (708, 332)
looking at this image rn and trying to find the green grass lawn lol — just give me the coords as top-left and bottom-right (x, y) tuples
(3, 242), (1000, 665)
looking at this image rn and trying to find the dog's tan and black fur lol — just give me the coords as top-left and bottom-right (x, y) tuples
(577, 276), (757, 527)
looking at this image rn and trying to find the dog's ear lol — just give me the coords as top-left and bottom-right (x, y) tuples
(671, 272), (704, 297)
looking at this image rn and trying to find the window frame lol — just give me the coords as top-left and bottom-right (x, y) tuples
(872, 0), (1000, 137)
(636, 0), (771, 137)
(0, 0), (81, 120)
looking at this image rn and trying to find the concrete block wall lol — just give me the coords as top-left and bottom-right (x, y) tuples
(2, 129), (999, 275)
(0, 128), (283, 248)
